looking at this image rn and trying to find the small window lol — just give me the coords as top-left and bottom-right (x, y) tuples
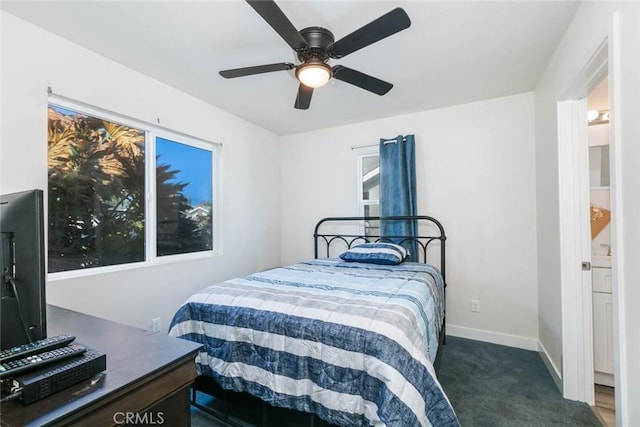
(47, 101), (218, 275)
(359, 154), (380, 236)
(156, 137), (213, 256)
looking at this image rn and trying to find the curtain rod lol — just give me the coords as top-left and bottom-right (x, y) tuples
(47, 85), (223, 147)
(350, 137), (407, 150)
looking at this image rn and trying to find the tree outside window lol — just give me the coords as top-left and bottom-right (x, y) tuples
(47, 104), (215, 274)
(156, 137), (212, 256)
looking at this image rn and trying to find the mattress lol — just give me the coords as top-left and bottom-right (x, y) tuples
(168, 258), (459, 426)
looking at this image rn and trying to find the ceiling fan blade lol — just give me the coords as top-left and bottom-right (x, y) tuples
(329, 8), (411, 59)
(246, 0), (308, 51)
(219, 62), (295, 78)
(332, 65), (393, 95)
(294, 84), (313, 110)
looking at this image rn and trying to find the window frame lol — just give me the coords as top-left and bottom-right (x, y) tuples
(357, 152), (380, 236)
(47, 96), (221, 281)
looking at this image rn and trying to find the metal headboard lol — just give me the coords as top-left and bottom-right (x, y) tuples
(313, 215), (446, 284)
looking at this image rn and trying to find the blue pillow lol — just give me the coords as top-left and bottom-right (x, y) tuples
(339, 242), (408, 265)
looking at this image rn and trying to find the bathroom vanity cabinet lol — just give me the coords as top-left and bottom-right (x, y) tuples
(592, 260), (614, 386)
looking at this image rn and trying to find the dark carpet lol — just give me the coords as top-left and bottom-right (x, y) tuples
(191, 336), (602, 426)
(437, 336), (600, 426)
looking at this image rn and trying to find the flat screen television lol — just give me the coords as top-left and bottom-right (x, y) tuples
(0, 189), (47, 350)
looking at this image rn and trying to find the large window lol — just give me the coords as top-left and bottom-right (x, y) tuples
(359, 154), (380, 236)
(47, 101), (217, 275)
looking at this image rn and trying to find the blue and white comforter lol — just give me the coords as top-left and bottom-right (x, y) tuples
(169, 258), (459, 426)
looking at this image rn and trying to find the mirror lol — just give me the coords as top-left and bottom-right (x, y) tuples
(589, 145), (610, 187)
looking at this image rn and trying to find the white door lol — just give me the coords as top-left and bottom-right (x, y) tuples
(557, 98), (596, 404)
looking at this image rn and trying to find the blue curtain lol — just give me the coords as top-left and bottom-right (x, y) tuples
(379, 134), (418, 261)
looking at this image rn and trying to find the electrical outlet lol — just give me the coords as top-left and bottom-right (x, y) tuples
(151, 317), (161, 333)
(471, 299), (480, 313)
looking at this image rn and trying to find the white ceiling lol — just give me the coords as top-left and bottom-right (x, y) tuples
(2, 0), (580, 135)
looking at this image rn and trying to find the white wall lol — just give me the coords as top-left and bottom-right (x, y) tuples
(281, 93), (539, 348)
(0, 12), (282, 332)
(6, 5), (639, 422)
(535, 2), (640, 424)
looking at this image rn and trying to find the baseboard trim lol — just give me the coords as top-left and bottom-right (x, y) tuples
(446, 324), (538, 351)
(538, 340), (563, 392)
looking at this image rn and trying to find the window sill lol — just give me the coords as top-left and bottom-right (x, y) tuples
(47, 250), (219, 282)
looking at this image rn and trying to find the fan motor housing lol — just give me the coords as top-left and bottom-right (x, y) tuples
(298, 27), (334, 62)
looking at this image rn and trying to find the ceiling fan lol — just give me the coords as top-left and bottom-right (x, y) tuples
(219, 0), (411, 110)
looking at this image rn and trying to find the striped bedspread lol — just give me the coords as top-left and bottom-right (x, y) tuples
(168, 258), (459, 426)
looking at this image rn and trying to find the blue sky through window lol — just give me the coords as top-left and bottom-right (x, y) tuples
(156, 137), (212, 207)
(50, 105), (79, 116)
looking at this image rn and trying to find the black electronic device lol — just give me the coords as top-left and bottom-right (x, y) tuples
(0, 189), (46, 350)
(0, 334), (76, 364)
(6, 348), (107, 405)
(0, 343), (87, 379)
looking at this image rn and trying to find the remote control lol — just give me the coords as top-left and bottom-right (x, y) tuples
(0, 334), (76, 364)
(0, 344), (87, 379)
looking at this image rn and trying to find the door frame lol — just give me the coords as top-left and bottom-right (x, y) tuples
(557, 14), (626, 422)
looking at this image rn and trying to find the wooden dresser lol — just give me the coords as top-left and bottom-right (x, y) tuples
(0, 305), (202, 426)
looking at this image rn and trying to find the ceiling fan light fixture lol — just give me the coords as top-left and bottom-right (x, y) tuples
(222, 2), (411, 109)
(296, 61), (332, 88)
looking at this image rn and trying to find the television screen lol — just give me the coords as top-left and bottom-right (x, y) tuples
(0, 189), (46, 350)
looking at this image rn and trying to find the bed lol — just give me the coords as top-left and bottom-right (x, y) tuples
(168, 216), (459, 426)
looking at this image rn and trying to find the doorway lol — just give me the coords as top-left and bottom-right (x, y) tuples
(586, 77), (616, 426)
(557, 36), (622, 422)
